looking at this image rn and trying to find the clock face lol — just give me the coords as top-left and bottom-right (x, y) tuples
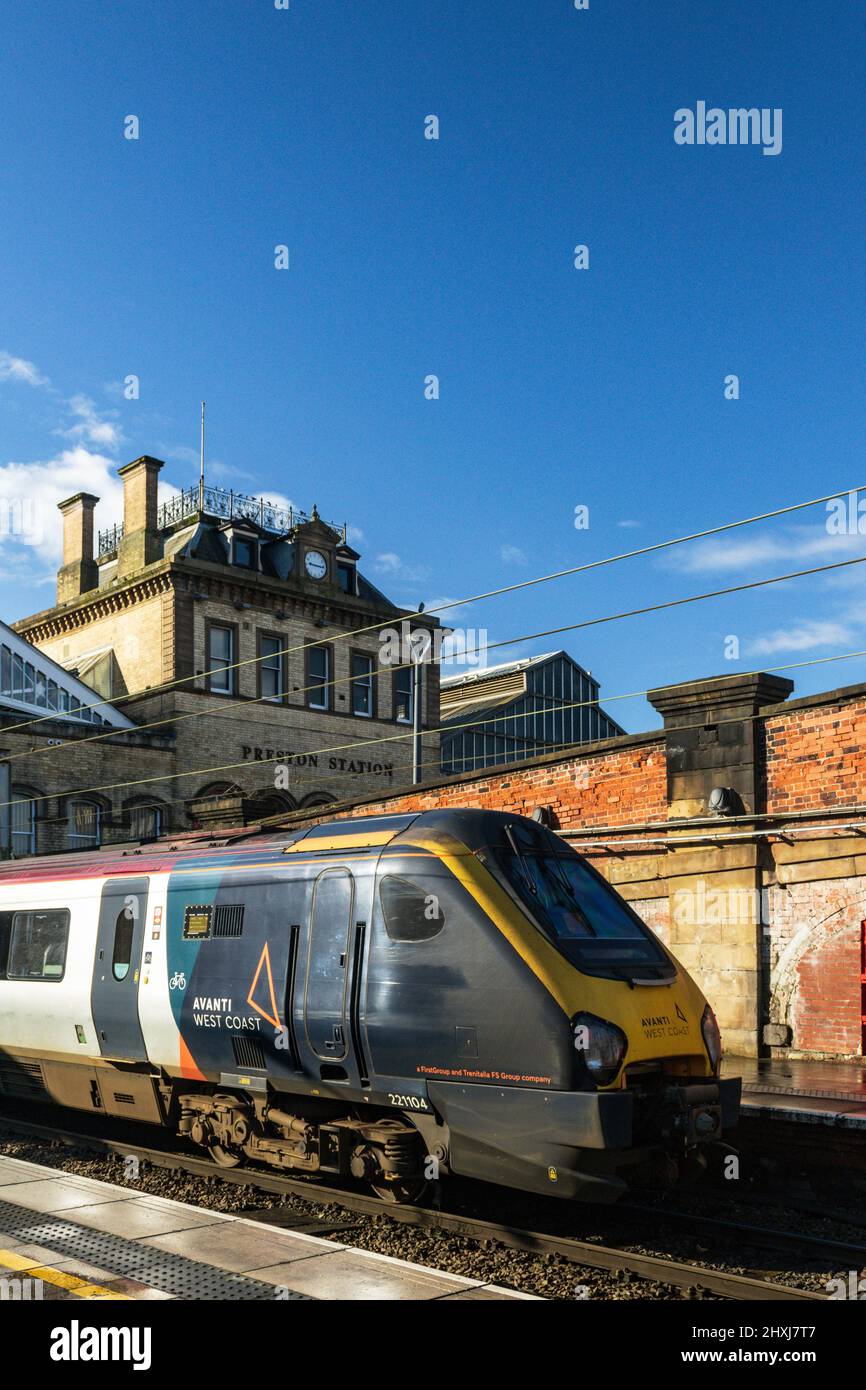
(304, 549), (327, 580)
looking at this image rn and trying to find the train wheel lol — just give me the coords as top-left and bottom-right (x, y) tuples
(371, 1177), (428, 1205)
(210, 1142), (244, 1169)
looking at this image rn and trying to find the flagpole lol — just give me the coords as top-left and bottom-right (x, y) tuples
(199, 401), (205, 511)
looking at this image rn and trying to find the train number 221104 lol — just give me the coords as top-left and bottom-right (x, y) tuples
(387, 1093), (429, 1111)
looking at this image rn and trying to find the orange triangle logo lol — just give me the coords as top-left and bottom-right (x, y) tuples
(247, 942), (281, 1029)
(179, 1034), (205, 1080)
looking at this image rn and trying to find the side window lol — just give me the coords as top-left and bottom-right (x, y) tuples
(380, 876), (445, 943)
(112, 903), (135, 981)
(0, 912), (14, 977)
(7, 910), (70, 981)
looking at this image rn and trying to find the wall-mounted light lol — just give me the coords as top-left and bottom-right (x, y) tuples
(708, 787), (737, 816)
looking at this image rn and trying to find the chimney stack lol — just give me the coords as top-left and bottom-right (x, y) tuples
(117, 455), (164, 576)
(57, 493), (99, 603)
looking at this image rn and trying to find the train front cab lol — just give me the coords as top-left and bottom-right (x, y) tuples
(369, 811), (741, 1202)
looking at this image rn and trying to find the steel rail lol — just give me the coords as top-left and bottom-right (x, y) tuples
(0, 1112), (833, 1301)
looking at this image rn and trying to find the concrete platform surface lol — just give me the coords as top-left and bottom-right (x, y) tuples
(724, 1057), (866, 1100)
(723, 1056), (866, 1128)
(0, 1156), (537, 1302)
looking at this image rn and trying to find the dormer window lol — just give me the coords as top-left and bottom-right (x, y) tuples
(232, 534), (258, 569)
(336, 562), (357, 595)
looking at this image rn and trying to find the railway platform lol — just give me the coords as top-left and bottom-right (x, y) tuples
(0, 1155), (535, 1301)
(724, 1056), (866, 1129)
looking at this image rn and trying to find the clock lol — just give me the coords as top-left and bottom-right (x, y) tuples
(304, 549), (327, 580)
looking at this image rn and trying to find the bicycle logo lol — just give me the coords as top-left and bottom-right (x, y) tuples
(169, 971), (186, 991)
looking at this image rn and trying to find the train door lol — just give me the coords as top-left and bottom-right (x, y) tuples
(303, 867), (369, 1081)
(90, 877), (149, 1061)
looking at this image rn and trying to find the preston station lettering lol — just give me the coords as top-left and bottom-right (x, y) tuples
(241, 746), (393, 775)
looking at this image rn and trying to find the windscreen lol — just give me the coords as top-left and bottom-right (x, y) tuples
(490, 825), (673, 980)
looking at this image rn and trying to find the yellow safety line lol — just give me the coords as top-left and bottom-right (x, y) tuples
(0, 1247), (133, 1299)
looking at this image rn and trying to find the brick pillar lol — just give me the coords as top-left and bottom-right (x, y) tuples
(647, 672), (794, 1058)
(57, 492), (99, 603)
(117, 456), (164, 576)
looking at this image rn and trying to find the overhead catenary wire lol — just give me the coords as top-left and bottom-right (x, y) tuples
(15, 664), (866, 837)
(4, 626), (865, 817)
(14, 641), (866, 833)
(2, 480), (859, 737)
(5, 546), (866, 769)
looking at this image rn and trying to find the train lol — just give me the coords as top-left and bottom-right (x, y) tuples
(0, 808), (740, 1203)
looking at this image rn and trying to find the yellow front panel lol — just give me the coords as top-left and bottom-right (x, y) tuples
(404, 831), (712, 1085)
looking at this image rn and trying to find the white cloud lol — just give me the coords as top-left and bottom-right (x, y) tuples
(617, 519), (641, 529)
(374, 552), (430, 582)
(0, 445), (125, 562)
(746, 619), (854, 658)
(0, 351), (49, 388)
(500, 544), (528, 566)
(0, 351), (124, 452)
(665, 524), (863, 576)
(60, 395), (123, 451)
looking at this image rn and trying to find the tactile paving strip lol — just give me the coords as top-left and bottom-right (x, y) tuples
(0, 1198), (311, 1300)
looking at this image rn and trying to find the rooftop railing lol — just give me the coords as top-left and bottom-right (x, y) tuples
(97, 484), (346, 558)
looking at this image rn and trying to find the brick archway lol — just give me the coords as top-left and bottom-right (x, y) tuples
(768, 883), (864, 1056)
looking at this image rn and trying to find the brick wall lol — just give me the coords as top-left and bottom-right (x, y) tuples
(765, 692), (866, 813)
(127, 687), (423, 809)
(0, 712), (176, 852)
(767, 875), (865, 1060)
(330, 732), (667, 829)
(35, 592), (168, 696)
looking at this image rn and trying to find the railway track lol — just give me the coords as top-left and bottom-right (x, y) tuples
(0, 1109), (855, 1301)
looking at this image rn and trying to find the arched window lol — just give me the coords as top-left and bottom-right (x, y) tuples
(244, 790), (295, 823)
(195, 782), (243, 801)
(10, 787), (39, 857)
(125, 800), (167, 841)
(187, 782), (243, 830)
(67, 799), (102, 849)
(298, 792), (336, 810)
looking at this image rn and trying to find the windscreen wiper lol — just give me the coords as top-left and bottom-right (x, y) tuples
(504, 825), (537, 895)
(546, 852), (596, 935)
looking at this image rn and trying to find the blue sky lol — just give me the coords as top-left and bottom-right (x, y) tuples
(0, 0), (864, 733)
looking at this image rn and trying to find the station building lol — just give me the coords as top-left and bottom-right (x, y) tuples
(11, 455), (441, 843)
(0, 616), (174, 855)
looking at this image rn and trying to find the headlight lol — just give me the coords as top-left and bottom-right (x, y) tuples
(572, 1012), (628, 1087)
(701, 1004), (722, 1071)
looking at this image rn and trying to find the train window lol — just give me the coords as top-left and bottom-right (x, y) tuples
(0, 912), (13, 977)
(380, 876), (445, 943)
(7, 910), (70, 982)
(112, 904), (135, 981)
(492, 842), (671, 979)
